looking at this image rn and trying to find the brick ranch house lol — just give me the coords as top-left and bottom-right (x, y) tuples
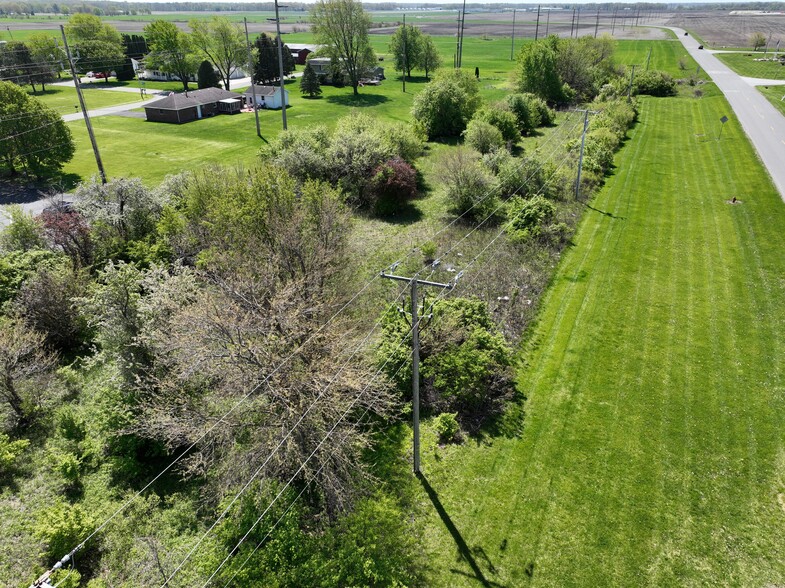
(144, 88), (243, 124)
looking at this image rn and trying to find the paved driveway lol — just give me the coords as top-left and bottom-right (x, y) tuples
(670, 27), (785, 199)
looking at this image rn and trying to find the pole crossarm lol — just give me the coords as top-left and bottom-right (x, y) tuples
(379, 272), (454, 290)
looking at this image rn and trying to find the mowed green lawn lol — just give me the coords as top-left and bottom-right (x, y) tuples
(715, 51), (785, 80)
(414, 92), (785, 586)
(30, 85), (143, 115)
(758, 85), (785, 116)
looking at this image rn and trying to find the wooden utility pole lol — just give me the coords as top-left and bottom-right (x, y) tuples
(574, 109), (593, 200)
(402, 14), (407, 92)
(594, 9), (600, 38)
(267, 0), (287, 130)
(510, 9), (516, 60)
(380, 271), (453, 474)
(534, 5), (541, 41)
(60, 25), (106, 184)
(244, 18), (261, 138)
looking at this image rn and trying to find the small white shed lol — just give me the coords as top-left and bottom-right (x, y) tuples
(244, 85), (290, 110)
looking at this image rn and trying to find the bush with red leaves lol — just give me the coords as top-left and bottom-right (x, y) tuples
(370, 157), (417, 213)
(40, 208), (93, 269)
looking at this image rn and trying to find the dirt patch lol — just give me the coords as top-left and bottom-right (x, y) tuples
(667, 11), (785, 48)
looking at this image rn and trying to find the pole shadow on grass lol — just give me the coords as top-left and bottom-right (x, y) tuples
(585, 203), (626, 220)
(417, 472), (507, 588)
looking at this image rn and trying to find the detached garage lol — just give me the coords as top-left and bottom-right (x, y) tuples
(243, 85), (290, 110)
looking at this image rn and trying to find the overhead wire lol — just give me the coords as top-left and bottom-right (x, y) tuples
(173, 117), (587, 586)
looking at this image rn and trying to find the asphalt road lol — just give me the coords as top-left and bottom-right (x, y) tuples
(670, 27), (785, 199)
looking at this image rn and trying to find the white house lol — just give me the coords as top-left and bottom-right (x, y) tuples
(244, 85), (289, 109)
(133, 58), (247, 83)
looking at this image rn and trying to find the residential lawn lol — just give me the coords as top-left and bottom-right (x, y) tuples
(715, 52), (785, 80)
(0, 27), (60, 41)
(413, 91), (785, 586)
(757, 85), (785, 116)
(29, 85), (143, 114)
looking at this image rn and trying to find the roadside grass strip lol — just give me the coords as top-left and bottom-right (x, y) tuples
(415, 92), (785, 586)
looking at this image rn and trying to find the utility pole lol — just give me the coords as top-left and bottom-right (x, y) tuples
(402, 14), (407, 92)
(575, 109), (592, 201)
(267, 0), (287, 130)
(458, 0), (466, 68)
(60, 25), (106, 184)
(627, 64), (636, 102)
(611, 7), (617, 34)
(575, 8), (580, 37)
(510, 9), (516, 60)
(380, 270), (453, 474)
(534, 5), (541, 41)
(570, 8), (576, 38)
(545, 10), (550, 36)
(594, 9), (600, 38)
(455, 10), (461, 68)
(243, 18), (261, 138)
(645, 46), (652, 70)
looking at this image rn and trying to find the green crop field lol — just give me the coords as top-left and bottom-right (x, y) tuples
(413, 92), (785, 586)
(715, 52), (785, 80)
(758, 85), (785, 116)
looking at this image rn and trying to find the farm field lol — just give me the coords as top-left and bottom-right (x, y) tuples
(758, 85), (785, 116)
(715, 51), (785, 80)
(667, 12), (785, 49)
(414, 91), (785, 586)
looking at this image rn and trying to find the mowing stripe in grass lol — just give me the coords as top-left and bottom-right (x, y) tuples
(415, 92), (785, 587)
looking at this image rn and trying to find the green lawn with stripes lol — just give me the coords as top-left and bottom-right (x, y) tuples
(414, 91), (785, 586)
(758, 85), (785, 116)
(715, 51), (785, 81)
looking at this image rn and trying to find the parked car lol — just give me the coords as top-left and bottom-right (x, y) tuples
(698, 45), (704, 50)
(86, 71), (94, 78)
(94, 72), (108, 79)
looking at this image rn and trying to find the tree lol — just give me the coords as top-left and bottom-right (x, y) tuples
(751, 32), (767, 51)
(300, 62), (322, 97)
(254, 33), (295, 85)
(515, 37), (565, 105)
(0, 81), (75, 178)
(420, 35), (442, 80)
(0, 318), (58, 426)
(389, 23), (422, 79)
(144, 20), (198, 91)
(411, 70), (481, 139)
(26, 34), (64, 91)
(311, 0), (376, 96)
(189, 17), (246, 91)
(0, 41), (33, 90)
(65, 13), (124, 83)
(197, 59), (220, 89)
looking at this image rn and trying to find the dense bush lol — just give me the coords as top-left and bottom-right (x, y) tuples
(371, 157), (418, 214)
(474, 108), (521, 143)
(411, 70), (481, 139)
(439, 148), (497, 221)
(379, 296), (515, 430)
(0, 206), (45, 253)
(34, 502), (95, 563)
(0, 432), (28, 476)
(433, 412), (460, 443)
(507, 195), (556, 243)
(632, 69), (676, 97)
(463, 119), (504, 154)
(0, 249), (59, 306)
(505, 93), (554, 135)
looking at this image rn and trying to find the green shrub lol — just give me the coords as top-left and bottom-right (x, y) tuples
(35, 502), (95, 563)
(463, 119), (504, 154)
(507, 195), (556, 243)
(632, 69), (676, 97)
(411, 70), (481, 139)
(433, 412), (460, 443)
(439, 148), (497, 221)
(475, 108), (521, 143)
(0, 205), (45, 253)
(0, 432), (29, 476)
(0, 249), (60, 306)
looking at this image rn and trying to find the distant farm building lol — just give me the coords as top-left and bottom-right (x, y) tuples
(287, 44), (318, 65)
(132, 58), (247, 83)
(144, 88), (243, 124)
(243, 85), (290, 109)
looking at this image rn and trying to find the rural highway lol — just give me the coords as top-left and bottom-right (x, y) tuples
(669, 26), (785, 199)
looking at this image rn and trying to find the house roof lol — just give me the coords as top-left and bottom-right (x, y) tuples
(287, 43), (318, 52)
(243, 85), (287, 97)
(145, 87), (242, 111)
